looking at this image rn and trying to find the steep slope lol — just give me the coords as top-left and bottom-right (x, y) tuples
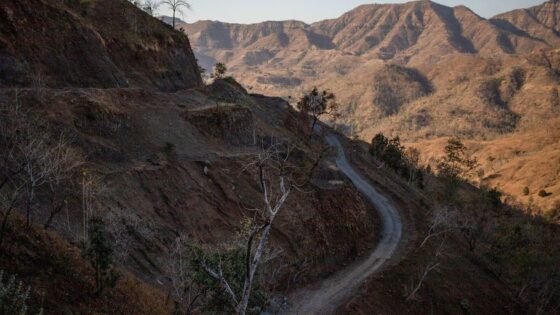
(0, 0), (201, 91)
(2, 0), (558, 313)
(492, 0), (560, 48)
(310, 1), (539, 60)
(0, 0), (385, 312)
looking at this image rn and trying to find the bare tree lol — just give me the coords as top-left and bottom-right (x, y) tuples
(160, 0), (191, 29)
(164, 236), (207, 314)
(421, 206), (486, 252)
(200, 140), (292, 315)
(405, 240), (446, 301)
(41, 136), (82, 229)
(0, 99), (82, 233)
(142, 0), (160, 16)
(420, 206), (456, 248)
(105, 210), (153, 264)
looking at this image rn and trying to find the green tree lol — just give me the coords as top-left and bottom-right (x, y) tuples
(439, 137), (478, 180)
(0, 271), (29, 315)
(211, 63), (227, 80)
(370, 134), (389, 158)
(86, 217), (117, 295)
(188, 245), (267, 314)
(296, 88), (338, 130)
(369, 134), (408, 174)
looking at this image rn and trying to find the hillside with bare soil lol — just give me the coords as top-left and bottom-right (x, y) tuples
(1, 0), (559, 314)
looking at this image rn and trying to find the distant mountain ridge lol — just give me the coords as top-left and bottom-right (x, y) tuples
(492, 0), (560, 47)
(178, 1), (560, 211)
(182, 0), (560, 71)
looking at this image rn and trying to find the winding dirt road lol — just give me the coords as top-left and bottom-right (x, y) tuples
(281, 133), (403, 314)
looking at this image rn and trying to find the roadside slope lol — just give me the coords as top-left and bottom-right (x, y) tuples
(283, 133), (403, 314)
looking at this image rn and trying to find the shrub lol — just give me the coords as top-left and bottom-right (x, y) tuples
(0, 271), (30, 315)
(370, 133), (425, 187)
(211, 63), (227, 80)
(523, 186), (530, 196)
(86, 217), (118, 295)
(545, 201), (560, 223)
(538, 190), (551, 198)
(188, 245), (267, 313)
(163, 142), (176, 156)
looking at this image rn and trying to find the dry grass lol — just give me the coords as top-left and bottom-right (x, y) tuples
(0, 213), (170, 315)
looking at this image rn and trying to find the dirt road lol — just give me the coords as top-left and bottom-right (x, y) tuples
(281, 133), (403, 314)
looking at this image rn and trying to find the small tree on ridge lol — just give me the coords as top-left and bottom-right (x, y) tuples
(160, 0), (191, 29)
(297, 87), (338, 130)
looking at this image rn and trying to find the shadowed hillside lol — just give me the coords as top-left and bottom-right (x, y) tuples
(0, 0), (559, 314)
(0, 0), (201, 91)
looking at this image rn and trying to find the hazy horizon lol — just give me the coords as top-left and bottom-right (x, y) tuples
(159, 0), (546, 24)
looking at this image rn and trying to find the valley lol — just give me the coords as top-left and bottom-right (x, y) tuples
(183, 0), (560, 211)
(0, 0), (558, 314)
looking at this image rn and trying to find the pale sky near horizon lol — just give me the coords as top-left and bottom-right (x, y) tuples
(159, 0), (547, 24)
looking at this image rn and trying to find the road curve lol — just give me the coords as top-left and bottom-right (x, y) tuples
(281, 133), (403, 314)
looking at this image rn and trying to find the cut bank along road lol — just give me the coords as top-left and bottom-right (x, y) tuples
(282, 133), (403, 314)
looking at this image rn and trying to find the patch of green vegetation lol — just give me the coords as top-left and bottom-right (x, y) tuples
(163, 142), (176, 157)
(186, 244), (268, 314)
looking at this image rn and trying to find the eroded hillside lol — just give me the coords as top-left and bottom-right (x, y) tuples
(0, 0), (558, 314)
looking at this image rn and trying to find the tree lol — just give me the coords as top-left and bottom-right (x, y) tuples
(439, 137), (478, 180)
(197, 140), (292, 315)
(160, 0), (191, 29)
(86, 217), (118, 295)
(370, 134), (389, 158)
(142, 0), (160, 16)
(0, 99), (81, 240)
(405, 240), (446, 301)
(369, 133), (409, 174)
(296, 88), (338, 130)
(0, 271), (30, 315)
(211, 63), (227, 80)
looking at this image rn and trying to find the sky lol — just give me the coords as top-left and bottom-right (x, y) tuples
(159, 0), (547, 24)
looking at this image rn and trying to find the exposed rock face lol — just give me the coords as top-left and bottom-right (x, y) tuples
(0, 0), (202, 91)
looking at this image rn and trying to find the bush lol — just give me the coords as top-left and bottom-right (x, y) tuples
(211, 63), (227, 80)
(545, 205), (560, 223)
(0, 271), (30, 315)
(86, 217), (118, 295)
(538, 190), (551, 198)
(163, 142), (176, 157)
(369, 133), (424, 187)
(523, 186), (530, 196)
(189, 245), (267, 313)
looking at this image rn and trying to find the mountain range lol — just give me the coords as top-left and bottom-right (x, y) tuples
(181, 0), (560, 210)
(0, 0), (558, 313)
